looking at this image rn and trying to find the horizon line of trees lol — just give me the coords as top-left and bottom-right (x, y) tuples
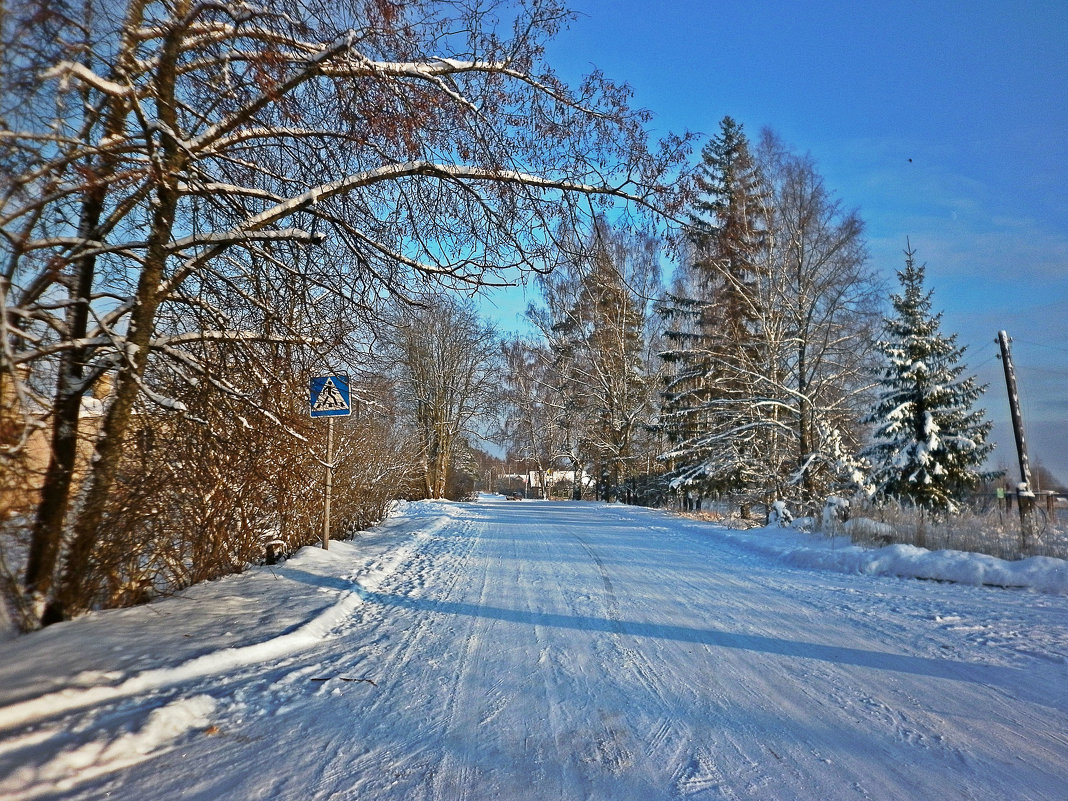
(498, 117), (1002, 521)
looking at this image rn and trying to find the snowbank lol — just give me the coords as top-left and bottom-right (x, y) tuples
(3, 695), (216, 794)
(715, 523), (1068, 595)
(0, 499), (461, 733)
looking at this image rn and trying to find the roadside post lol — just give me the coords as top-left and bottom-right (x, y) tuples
(309, 374), (352, 550)
(996, 331), (1036, 552)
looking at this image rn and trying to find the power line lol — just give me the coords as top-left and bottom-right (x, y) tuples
(1012, 338), (1068, 355)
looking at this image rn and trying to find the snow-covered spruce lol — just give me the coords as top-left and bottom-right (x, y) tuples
(861, 245), (996, 512)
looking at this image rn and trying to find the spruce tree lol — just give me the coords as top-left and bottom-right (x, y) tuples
(658, 117), (769, 499)
(862, 246), (995, 512)
(689, 115), (767, 340)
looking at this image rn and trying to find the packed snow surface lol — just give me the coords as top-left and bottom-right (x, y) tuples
(2, 496), (1066, 800)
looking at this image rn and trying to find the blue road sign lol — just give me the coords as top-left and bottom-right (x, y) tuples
(309, 374), (351, 417)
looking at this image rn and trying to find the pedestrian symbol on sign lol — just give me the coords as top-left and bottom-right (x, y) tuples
(309, 374), (351, 417)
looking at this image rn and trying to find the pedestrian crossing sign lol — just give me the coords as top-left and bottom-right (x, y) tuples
(309, 374), (351, 417)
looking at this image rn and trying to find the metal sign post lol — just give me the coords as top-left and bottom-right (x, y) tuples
(323, 417), (334, 551)
(309, 374), (351, 550)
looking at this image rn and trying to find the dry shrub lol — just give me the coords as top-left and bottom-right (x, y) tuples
(77, 372), (417, 612)
(327, 409), (421, 537)
(84, 393), (316, 608)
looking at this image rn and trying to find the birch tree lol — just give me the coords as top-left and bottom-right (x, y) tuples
(499, 337), (558, 498)
(757, 130), (880, 506)
(388, 297), (501, 500)
(1, 0), (688, 622)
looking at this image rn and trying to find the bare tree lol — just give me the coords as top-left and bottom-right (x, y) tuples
(755, 130), (881, 508)
(499, 336), (558, 498)
(532, 221), (660, 501)
(387, 297), (501, 500)
(1, 0), (690, 622)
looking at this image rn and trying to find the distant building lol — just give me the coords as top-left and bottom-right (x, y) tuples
(1, 372), (115, 516)
(526, 469), (595, 490)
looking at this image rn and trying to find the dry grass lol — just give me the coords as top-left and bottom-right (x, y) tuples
(669, 493), (1068, 562)
(841, 499), (1068, 561)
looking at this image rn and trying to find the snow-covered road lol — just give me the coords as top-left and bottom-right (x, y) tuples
(2, 496), (1067, 800)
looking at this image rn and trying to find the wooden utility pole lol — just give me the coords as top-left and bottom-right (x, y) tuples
(997, 331), (1035, 552)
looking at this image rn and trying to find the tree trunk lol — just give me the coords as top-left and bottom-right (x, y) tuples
(24, 221), (100, 606)
(796, 341), (814, 503)
(44, 14), (186, 622)
(23, 1), (145, 610)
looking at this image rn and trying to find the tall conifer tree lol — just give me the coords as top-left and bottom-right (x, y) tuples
(862, 246), (995, 511)
(689, 115), (767, 342)
(659, 116), (768, 497)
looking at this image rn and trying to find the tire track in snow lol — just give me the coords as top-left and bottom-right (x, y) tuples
(566, 508), (943, 797)
(572, 523), (715, 788)
(426, 517), (496, 801)
(306, 517), (485, 799)
(573, 532), (623, 631)
(526, 543), (601, 798)
(566, 514), (843, 797)
(489, 522), (669, 792)
(600, 508), (1000, 793)
(200, 518), (466, 732)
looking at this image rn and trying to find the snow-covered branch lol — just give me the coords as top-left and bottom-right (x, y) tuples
(42, 61), (136, 98)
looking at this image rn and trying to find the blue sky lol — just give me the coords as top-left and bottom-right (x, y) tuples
(483, 0), (1068, 484)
